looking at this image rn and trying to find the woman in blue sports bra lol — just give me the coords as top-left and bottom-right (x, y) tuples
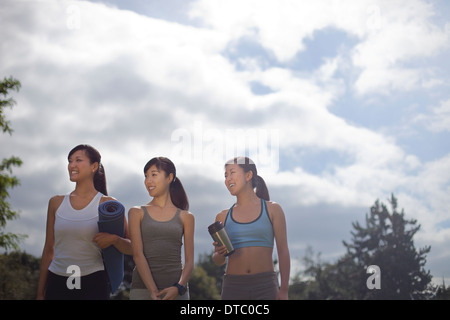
(212, 157), (290, 300)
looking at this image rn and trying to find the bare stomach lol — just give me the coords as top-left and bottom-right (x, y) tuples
(226, 246), (274, 275)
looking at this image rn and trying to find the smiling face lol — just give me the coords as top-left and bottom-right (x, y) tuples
(144, 164), (173, 198)
(224, 163), (253, 196)
(68, 149), (98, 183)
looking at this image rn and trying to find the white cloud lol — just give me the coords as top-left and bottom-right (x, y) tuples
(189, 0), (369, 61)
(413, 99), (450, 132)
(351, 1), (450, 94)
(1, 0), (444, 207)
(190, 0), (450, 95)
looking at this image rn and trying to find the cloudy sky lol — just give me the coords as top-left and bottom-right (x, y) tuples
(1, 0), (449, 284)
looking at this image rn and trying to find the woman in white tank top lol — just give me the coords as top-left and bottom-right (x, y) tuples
(36, 145), (132, 300)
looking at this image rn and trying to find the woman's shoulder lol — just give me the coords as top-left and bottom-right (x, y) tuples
(49, 194), (65, 201)
(48, 194), (65, 207)
(265, 200), (283, 211)
(99, 195), (117, 204)
(179, 209), (195, 222)
(47, 195), (66, 218)
(128, 205), (145, 215)
(215, 208), (229, 223)
(264, 200), (286, 223)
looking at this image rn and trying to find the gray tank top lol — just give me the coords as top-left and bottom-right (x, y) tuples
(131, 207), (184, 290)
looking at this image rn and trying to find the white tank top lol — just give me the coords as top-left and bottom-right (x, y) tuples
(48, 192), (105, 276)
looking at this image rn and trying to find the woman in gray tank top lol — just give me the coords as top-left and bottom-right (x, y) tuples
(128, 157), (195, 300)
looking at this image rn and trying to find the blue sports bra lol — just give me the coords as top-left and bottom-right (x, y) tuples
(224, 198), (274, 249)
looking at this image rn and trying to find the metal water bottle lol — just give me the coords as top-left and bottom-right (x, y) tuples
(208, 221), (235, 256)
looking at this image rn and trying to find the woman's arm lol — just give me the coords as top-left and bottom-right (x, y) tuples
(92, 221), (132, 255)
(269, 202), (291, 300)
(36, 196), (62, 299)
(179, 211), (195, 287)
(128, 207), (160, 300)
(212, 210), (228, 266)
(93, 196), (132, 255)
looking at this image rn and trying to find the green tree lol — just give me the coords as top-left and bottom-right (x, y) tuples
(189, 265), (221, 300)
(0, 76), (25, 251)
(196, 251), (226, 295)
(342, 194), (432, 299)
(1, 76), (21, 134)
(188, 251), (225, 299)
(434, 280), (450, 300)
(288, 246), (327, 299)
(289, 195), (435, 300)
(0, 251), (41, 299)
(288, 246), (359, 300)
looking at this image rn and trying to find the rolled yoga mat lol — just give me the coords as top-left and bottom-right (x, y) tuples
(98, 200), (125, 294)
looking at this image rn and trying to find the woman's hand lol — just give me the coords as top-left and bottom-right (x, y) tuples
(149, 289), (161, 300)
(212, 241), (228, 266)
(213, 241), (228, 256)
(276, 288), (289, 300)
(157, 286), (179, 300)
(93, 232), (118, 249)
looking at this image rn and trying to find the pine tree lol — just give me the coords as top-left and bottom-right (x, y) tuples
(343, 194), (432, 299)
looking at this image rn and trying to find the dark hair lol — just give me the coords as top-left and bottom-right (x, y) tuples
(68, 144), (108, 196)
(143, 157), (189, 211)
(225, 156), (270, 201)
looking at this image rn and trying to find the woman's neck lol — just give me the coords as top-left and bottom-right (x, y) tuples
(72, 180), (97, 197)
(235, 187), (259, 207)
(150, 191), (174, 208)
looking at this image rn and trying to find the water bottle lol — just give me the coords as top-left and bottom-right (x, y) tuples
(208, 221), (235, 256)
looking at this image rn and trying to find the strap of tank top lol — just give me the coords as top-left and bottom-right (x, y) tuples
(224, 203), (235, 226)
(262, 198), (273, 225)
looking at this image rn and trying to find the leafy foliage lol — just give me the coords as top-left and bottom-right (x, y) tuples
(0, 251), (40, 299)
(0, 76), (25, 251)
(0, 76), (21, 135)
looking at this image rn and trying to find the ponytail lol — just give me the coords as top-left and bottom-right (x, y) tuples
(225, 157), (270, 201)
(94, 163), (108, 196)
(170, 176), (189, 211)
(144, 157), (189, 211)
(68, 144), (108, 195)
(254, 174), (269, 201)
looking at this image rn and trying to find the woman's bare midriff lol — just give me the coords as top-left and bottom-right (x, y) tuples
(226, 246), (274, 275)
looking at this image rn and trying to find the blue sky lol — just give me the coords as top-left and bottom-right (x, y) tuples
(1, 0), (450, 285)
